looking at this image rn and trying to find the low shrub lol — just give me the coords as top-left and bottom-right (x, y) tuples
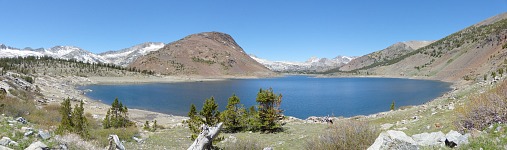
(304, 120), (379, 150)
(455, 80), (507, 132)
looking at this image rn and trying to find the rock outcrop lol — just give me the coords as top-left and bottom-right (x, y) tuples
(368, 130), (470, 149)
(367, 130), (418, 150)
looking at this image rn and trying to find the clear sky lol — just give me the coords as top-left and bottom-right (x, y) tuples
(1, 1), (506, 61)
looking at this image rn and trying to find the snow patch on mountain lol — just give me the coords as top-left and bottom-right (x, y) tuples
(250, 55), (357, 72)
(99, 42), (165, 67)
(0, 43), (165, 66)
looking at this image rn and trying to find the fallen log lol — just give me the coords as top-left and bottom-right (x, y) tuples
(187, 122), (223, 150)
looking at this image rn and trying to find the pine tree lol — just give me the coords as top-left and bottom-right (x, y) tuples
(57, 98), (73, 134)
(187, 104), (202, 140)
(103, 98), (132, 128)
(102, 109), (111, 128)
(390, 100), (396, 111)
(72, 100), (89, 138)
(144, 121), (150, 130)
(221, 94), (242, 132)
(199, 96), (220, 126)
(152, 120), (157, 131)
(256, 88), (283, 132)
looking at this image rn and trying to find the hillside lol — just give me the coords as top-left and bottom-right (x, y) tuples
(331, 12), (507, 83)
(338, 41), (433, 72)
(250, 55), (356, 73)
(129, 32), (273, 77)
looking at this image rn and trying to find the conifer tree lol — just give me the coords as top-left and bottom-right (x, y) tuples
(144, 121), (150, 130)
(221, 94), (242, 132)
(72, 100), (89, 138)
(199, 96), (220, 126)
(103, 98), (132, 128)
(256, 88), (283, 132)
(187, 104), (202, 140)
(152, 120), (157, 131)
(390, 100), (396, 111)
(57, 98), (73, 134)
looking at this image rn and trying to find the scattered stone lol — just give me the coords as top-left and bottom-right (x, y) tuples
(16, 117), (27, 124)
(24, 131), (34, 137)
(448, 104), (455, 110)
(25, 141), (48, 150)
(38, 130), (51, 140)
(263, 147), (273, 150)
(0, 137), (15, 146)
(132, 136), (143, 143)
(411, 131), (445, 146)
(367, 130), (418, 150)
(53, 144), (68, 150)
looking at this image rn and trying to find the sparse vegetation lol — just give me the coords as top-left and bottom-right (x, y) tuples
(0, 56), (152, 77)
(221, 138), (265, 150)
(455, 79), (507, 133)
(304, 120), (379, 150)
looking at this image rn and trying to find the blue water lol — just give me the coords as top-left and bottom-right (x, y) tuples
(80, 76), (451, 119)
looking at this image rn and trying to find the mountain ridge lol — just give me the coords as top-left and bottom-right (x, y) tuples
(0, 42), (165, 67)
(128, 32), (273, 76)
(333, 12), (507, 82)
(250, 55), (356, 73)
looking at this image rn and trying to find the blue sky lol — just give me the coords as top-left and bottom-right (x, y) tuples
(1, 1), (506, 61)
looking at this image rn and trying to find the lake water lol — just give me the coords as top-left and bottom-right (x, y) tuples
(80, 76), (452, 119)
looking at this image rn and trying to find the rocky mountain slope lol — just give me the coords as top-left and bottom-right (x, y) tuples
(250, 55), (356, 73)
(0, 42), (165, 67)
(128, 32), (273, 76)
(334, 12), (507, 82)
(99, 42), (165, 67)
(338, 41), (434, 72)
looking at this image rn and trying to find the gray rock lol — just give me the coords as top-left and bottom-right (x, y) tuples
(16, 117), (27, 124)
(0, 145), (13, 150)
(367, 130), (418, 150)
(24, 131), (34, 137)
(263, 147), (273, 150)
(53, 144), (68, 150)
(445, 130), (470, 145)
(24, 141), (48, 150)
(132, 136), (143, 143)
(0, 137), (13, 146)
(38, 130), (51, 140)
(411, 131), (445, 146)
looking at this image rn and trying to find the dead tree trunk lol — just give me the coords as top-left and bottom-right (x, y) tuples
(187, 122), (223, 150)
(108, 134), (125, 150)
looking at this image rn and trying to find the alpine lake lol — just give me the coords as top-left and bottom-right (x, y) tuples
(80, 76), (452, 119)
